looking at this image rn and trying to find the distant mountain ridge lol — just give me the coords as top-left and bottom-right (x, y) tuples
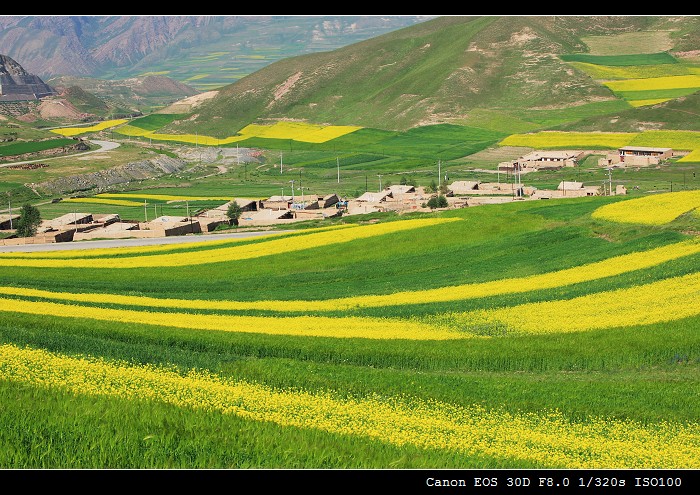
(0, 16), (431, 85)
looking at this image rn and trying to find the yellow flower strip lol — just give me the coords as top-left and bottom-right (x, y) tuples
(499, 131), (635, 149)
(604, 74), (700, 92)
(1, 344), (697, 468)
(1, 238), (698, 313)
(629, 99), (672, 107)
(116, 121), (361, 145)
(0, 218), (458, 268)
(568, 62), (693, 81)
(464, 271), (700, 335)
(0, 297), (461, 340)
(680, 149), (700, 163)
(50, 119), (129, 137)
(592, 190), (700, 225)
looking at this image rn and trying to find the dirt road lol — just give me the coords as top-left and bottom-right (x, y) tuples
(0, 229), (292, 253)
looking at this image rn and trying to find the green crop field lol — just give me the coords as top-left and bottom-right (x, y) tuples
(0, 138), (76, 158)
(563, 50), (700, 107)
(3, 16), (700, 471)
(126, 114), (186, 131)
(560, 52), (678, 66)
(0, 196), (699, 468)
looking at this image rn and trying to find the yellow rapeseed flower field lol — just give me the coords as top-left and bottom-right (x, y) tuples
(116, 121), (361, 145)
(592, 190), (700, 225)
(463, 271), (700, 334)
(604, 74), (700, 92)
(629, 99), (670, 107)
(2, 238), (697, 312)
(0, 298), (462, 340)
(568, 62), (693, 81)
(2, 344), (697, 468)
(0, 218), (458, 268)
(499, 131), (635, 149)
(50, 119), (129, 137)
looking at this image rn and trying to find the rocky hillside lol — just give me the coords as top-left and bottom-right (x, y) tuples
(0, 54), (56, 101)
(35, 155), (189, 196)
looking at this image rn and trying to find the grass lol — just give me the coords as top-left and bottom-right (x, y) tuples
(581, 31), (674, 55)
(560, 53), (678, 66)
(127, 114), (186, 131)
(3, 16), (700, 469)
(0, 138), (76, 158)
(0, 193), (698, 468)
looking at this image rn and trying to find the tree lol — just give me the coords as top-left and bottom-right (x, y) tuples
(226, 200), (243, 225)
(15, 204), (41, 237)
(426, 179), (438, 193)
(426, 195), (448, 209)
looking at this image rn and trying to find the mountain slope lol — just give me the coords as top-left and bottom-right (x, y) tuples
(166, 15), (700, 135)
(167, 16), (613, 133)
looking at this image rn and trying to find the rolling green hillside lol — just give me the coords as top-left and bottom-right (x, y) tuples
(166, 16), (700, 136)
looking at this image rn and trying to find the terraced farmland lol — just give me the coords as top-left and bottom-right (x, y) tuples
(1, 197), (698, 468)
(563, 51), (700, 107)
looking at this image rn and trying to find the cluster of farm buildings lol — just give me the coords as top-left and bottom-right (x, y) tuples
(0, 145), (676, 246)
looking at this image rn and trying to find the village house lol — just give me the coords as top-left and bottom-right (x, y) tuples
(499, 150), (583, 173)
(599, 146), (673, 167)
(0, 214), (20, 230)
(530, 181), (601, 199)
(141, 215), (202, 236)
(449, 181), (525, 197)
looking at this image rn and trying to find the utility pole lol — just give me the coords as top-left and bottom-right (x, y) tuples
(438, 160), (441, 187)
(608, 168), (613, 196)
(365, 175), (368, 193)
(280, 153), (283, 174)
(7, 192), (12, 229)
(377, 174), (383, 192)
(337, 157), (340, 184)
(289, 180), (295, 203)
(186, 200), (190, 219)
(144, 200), (148, 222)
